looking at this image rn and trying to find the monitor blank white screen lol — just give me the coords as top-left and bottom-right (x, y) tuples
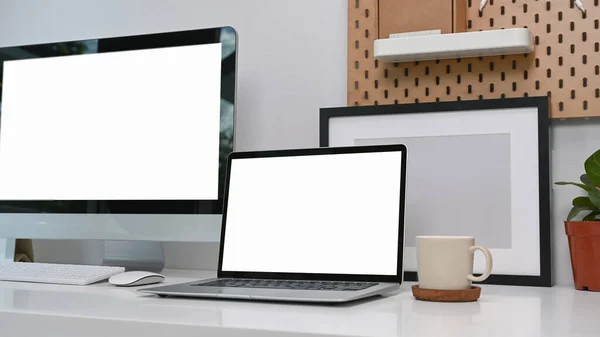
(0, 43), (222, 200)
(221, 151), (403, 276)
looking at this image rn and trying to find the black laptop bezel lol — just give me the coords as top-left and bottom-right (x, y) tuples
(217, 144), (407, 284)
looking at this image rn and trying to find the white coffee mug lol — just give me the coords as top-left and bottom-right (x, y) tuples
(416, 236), (493, 290)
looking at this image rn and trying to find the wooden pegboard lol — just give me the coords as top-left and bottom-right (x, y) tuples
(348, 0), (600, 118)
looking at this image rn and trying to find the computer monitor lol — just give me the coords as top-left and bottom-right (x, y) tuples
(0, 27), (237, 263)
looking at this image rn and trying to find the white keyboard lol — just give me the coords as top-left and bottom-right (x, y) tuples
(0, 262), (125, 285)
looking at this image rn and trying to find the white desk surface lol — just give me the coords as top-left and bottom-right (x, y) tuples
(1, 269), (599, 337)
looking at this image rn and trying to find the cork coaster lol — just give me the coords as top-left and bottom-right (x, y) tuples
(411, 285), (481, 302)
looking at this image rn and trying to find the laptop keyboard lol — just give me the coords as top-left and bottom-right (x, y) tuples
(197, 279), (378, 291)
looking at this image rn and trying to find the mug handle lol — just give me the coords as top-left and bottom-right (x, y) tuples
(467, 245), (493, 282)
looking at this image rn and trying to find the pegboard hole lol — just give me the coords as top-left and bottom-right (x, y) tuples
(479, 73), (484, 83)
(524, 92), (529, 97)
(571, 67), (576, 76)
(365, 70), (369, 79)
(364, 50), (369, 58)
(559, 79), (564, 88)
(501, 93), (506, 99)
(404, 68), (409, 77)
(547, 24), (551, 33)
(436, 97), (440, 102)
(365, 29), (369, 38)
(355, 40), (359, 49)
(355, 61), (359, 69)
(468, 63), (472, 72)
(548, 91), (552, 98)
(425, 66), (430, 75)
(512, 60), (517, 69)
(436, 76), (440, 85)
(546, 1), (551, 10)
(547, 69), (552, 78)
(384, 69), (388, 78)
(490, 18), (494, 27)
(596, 42), (599, 52)
(571, 90), (576, 99)
(364, 91), (368, 99)
(457, 75), (462, 84)
(374, 100), (378, 105)
(355, 81), (359, 90)
(523, 4), (528, 12)
(501, 72), (506, 81)
(414, 99), (419, 104)
(524, 70), (528, 80)
(405, 89), (409, 97)
(535, 36), (539, 45)
(596, 88), (600, 98)
(559, 34), (563, 43)
(583, 55), (588, 64)
(355, 20), (359, 29)
(425, 88), (429, 96)
(584, 78), (588, 87)
(559, 11), (563, 21)
(547, 46), (552, 56)
(536, 80), (540, 90)
(394, 99), (399, 104)
(365, 9), (369, 17)
(384, 90), (389, 99)
(457, 96), (462, 101)
(559, 57), (563, 66)
(490, 62), (494, 71)
(596, 0), (599, 6)
(468, 20), (472, 29)
(479, 95), (484, 100)
(583, 32), (587, 42)
(354, 102), (359, 106)
(584, 101), (588, 110)
(571, 22), (575, 31)
(512, 16), (517, 25)
(374, 59), (379, 68)
(571, 44), (576, 54)
(468, 85), (473, 94)
(596, 65), (600, 75)
(468, 0), (472, 7)
(415, 78), (419, 87)
(355, 0), (359, 9)
(502, 6), (506, 15)
(490, 83), (495, 93)
(513, 82), (517, 91)
(536, 58), (540, 68)
(559, 102), (564, 111)
(394, 78), (398, 88)
(446, 65), (451, 74)
(374, 80), (379, 89)
(446, 86), (451, 95)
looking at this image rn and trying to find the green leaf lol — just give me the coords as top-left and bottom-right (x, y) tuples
(555, 181), (592, 192)
(568, 206), (596, 221)
(573, 196), (595, 208)
(583, 211), (600, 221)
(584, 149), (600, 187)
(589, 190), (600, 208)
(581, 174), (594, 187)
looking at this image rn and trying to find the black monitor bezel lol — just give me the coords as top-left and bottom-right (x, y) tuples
(0, 26), (236, 214)
(217, 144), (407, 284)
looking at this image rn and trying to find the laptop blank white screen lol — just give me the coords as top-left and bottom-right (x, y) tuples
(221, 150), (403, 276)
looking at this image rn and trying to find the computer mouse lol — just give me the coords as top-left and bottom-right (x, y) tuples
(108, 271), (165, 287)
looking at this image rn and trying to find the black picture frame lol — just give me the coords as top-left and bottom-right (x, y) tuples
(319, 97), (552, 287)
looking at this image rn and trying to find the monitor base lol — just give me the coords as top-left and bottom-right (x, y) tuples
(102, 240), (165, 273)
(0, 238), (15, 261)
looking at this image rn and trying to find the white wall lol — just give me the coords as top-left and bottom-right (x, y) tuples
(1, 0), (599, 286)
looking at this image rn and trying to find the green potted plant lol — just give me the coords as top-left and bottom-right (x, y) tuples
(556, 149), (600, 291)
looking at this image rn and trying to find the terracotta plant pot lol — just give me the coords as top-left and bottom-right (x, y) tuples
(565, 221), (600, 291)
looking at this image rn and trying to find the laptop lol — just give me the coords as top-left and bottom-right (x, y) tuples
(140, 144), (407, 303)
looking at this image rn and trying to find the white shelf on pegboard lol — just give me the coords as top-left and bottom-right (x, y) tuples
(374, 28), (534, 63)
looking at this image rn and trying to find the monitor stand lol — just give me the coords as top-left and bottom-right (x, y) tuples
(0, 238), (15, 261)
(102, 240), (165, 273)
